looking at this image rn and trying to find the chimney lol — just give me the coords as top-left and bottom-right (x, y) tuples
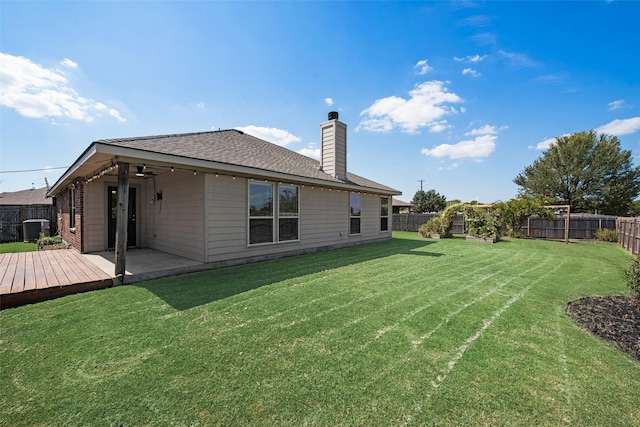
(320, 111), (347, 180)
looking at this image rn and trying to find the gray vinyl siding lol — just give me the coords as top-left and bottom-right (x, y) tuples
(84, 181), (107, 253)
(150, 171), (205, 262)
(320, 120), (347, 180)
(204, 175), (390, 264)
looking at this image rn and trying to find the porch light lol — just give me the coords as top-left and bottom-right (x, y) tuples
(135, 166), (145, 177)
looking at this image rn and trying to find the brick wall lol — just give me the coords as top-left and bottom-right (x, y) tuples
(57, 183), (84, 252)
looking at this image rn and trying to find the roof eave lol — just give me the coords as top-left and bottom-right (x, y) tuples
(48, 142), (402, 196)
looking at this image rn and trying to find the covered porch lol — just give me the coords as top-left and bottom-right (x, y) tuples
(0, 248), (206, 309)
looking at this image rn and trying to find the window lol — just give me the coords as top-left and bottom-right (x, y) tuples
(350, 192), (361, 235)
(249, 181), (300, 245)
(249, 182), (274, 244)
(70, 188), (76, 229)
(380, 197), (389, 231)
(278, 185), (299, 241)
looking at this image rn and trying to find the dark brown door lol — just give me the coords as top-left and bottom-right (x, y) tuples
(107, 186), (137, 249)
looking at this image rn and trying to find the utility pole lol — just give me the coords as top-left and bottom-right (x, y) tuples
(417, 179), (426, 191)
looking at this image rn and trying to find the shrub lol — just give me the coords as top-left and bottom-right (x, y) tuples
(418, 217), (441, 238)
(37, 234), (63, 247)
(462, 205), (502, 240)
(624, 256), (640, 298)
(595, 228), (618, 242)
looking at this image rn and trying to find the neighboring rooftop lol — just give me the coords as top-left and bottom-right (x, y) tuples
(0, 187), (52, 205)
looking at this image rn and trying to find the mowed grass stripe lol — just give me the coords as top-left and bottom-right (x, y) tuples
(199, 246), (547, 408)
(2, 234), (639, 426)
(349, 251), (560, 397)
(185, 244), (509, 336)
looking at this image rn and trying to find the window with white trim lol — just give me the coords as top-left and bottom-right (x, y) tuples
(70, 187), (76, 229)
(249, 181), (300, 245)
(350, 192), (361, 235)
(249, 182), (274, 244)
(278, 184), (299, 241)
(380, 196), (389, 231)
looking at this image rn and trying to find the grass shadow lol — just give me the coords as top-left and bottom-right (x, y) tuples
(135, 235), (443, 311)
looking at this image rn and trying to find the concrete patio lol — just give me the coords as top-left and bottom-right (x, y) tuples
(83, 248), (206, 284)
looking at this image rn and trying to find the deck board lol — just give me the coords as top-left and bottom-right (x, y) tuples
(54, 250), (83, 284)
(11, 254), (26, 293)
(0, 254), (16, 294)
(33, 252), (49, 290)
(0, 250), (113, 310)
(23, 253), (36, 292)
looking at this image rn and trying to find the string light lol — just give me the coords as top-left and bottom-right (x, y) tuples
(79, 161), (391, 199)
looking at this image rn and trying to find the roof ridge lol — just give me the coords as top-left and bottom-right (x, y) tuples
(96, 129), (242, 144)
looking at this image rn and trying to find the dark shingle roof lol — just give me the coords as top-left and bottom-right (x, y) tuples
(97, 129), (399, 194)
(0, 187), (52, 205)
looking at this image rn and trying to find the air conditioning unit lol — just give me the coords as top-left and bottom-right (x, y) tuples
(23, 219), (50, 242)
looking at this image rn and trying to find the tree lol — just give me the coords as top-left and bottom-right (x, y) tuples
(514, 130), (640, 215)
(411, 189), (446, 213)
(411, 190), (429, 213)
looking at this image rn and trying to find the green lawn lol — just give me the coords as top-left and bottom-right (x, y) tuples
(0, 242), (37, 253)
(1, 232), (639, 426)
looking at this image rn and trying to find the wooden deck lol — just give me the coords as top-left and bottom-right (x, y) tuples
(0, 250), (113, 309)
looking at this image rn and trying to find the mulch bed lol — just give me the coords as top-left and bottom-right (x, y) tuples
(566, 295), (640, 362)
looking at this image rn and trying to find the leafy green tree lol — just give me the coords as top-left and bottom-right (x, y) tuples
(494, 196), (555, 237)
(627, 200), (640, 217)
(411, 190), (429, 213)
(423, 189), (447, 212)
(514, 131), (640, 215)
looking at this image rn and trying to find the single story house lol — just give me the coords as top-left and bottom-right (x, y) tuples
(47, 112), (401, 274)
(392, 199), (412, 214)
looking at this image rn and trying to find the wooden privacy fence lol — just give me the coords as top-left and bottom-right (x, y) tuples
(617, 217), (640, 255)
(392, 213), (616, 240)
(0, 206), (57, 243)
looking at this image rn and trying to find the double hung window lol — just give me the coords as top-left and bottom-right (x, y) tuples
(350, 192), (361, 235)
(380, 197), (389, 231)
(70, 188), (76, 229)
(249, 182), (299, 245)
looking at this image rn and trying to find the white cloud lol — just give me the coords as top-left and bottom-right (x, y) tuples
(465, 124), (499, 136)
(607, 99), (625, 111)
(472, 32), (497, 47)
(235, 125), (301, 146)
(535, 73), (568, 85)
(534, 137), (557, 150)
(459, 15), (493, 28)
(357, 81), (463, 134)
(454, 54), (488, 63)
(298, 142), (320, 159)
(596, 117), (640, 136)
(531, 133), (571, 150)
(0, 52), (126, 122)
(497, 50), (538, 68)
(59, 58), (78, 69)
(422, 134), (496, 159)
(438, 163), (459, 171)
(462, 68), (480, 77)
(196, 102), (205, 109)
(414, 59), (433, 75)
(324, 97), (334, 106)
(423, 124), (502, 160)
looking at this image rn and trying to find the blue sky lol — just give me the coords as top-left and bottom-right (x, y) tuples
(1, 1), (639, 203)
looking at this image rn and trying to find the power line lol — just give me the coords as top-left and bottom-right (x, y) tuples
(0, 166), (69, 174)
